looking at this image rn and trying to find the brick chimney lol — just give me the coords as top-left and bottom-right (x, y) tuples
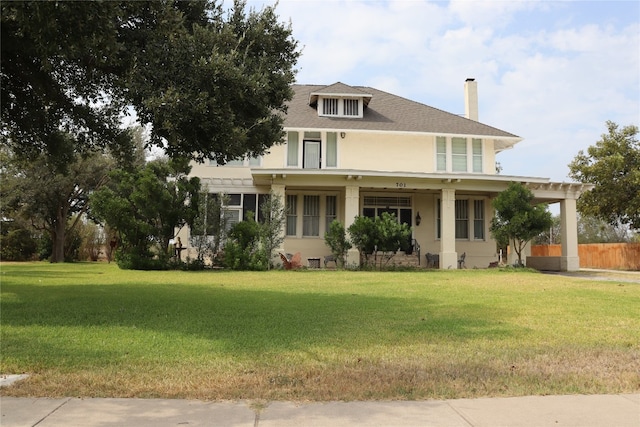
(464, 78), (478, 121)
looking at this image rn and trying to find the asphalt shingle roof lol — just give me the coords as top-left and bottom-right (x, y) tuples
(284, 83), (519, 138)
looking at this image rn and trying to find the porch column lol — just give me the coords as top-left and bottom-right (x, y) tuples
(440, 188), (458, 269)
(344, 185), (360, 266)
(271, 184), (287, 258)
(560, 197), (580, 271)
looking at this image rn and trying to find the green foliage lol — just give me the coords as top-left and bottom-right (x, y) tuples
(115, 250), (168, 271)
(569, 121), (640, 229)
(0, 228), (38, 261)
(533, 215), (562, 245)
(347, 216), (377, 256)
(374, 212), (412, 253)
(91, 157), (200, 270)
(77, 220), (105, 261)
(348, 212), (412, 269)
(0, 142), (113, 262)
(223, 218), (268, 270)
(324, 220), (352, 268)
(259, 192), (287, 269)
(1, 1), (299, 165)
(490, 182), (553, 266)
(190, 192), (228, 264)
(577, 215), (634, 243)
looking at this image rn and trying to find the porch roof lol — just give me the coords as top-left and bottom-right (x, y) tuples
(251, 168), (593, 203)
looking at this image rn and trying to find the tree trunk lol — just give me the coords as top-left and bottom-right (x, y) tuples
(50, 209), (66, 263)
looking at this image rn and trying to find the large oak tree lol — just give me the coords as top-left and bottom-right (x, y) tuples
(0, 142), (114, 263)
(569, 121), (640, 230)
(1, 1), (299, 165)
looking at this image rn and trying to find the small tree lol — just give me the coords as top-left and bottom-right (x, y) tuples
(223, 217), (267, 271)
(348, 212), (412, 269)
(490, 182), (553, 266)
(324, 220), (352, 268)
(91, 157), (200, 269)
(347, 216), (377, 266)
(259, 192), (287, 270)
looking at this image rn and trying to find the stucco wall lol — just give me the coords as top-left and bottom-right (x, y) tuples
(339, 132), (435, 173)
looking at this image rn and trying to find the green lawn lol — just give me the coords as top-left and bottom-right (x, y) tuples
(1, 262), (638, 401)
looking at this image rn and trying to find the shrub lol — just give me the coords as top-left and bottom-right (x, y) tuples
(0, 228), (38, 261)
(116, 250), (169, 270)
(348, 212), (412, 269)
(324, 220), (352, 268)
(222, 219), (268, 270)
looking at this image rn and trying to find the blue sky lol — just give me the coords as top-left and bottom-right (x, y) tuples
(241, 0), (639, 183)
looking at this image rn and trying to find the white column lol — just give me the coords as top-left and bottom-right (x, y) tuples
(344, 185), (360, 266)
(271, 184), (286, 259)
(560, 197), (580, 271)
(440, 188), (458, 269)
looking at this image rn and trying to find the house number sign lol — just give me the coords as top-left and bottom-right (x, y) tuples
(396, 182), (406, 188)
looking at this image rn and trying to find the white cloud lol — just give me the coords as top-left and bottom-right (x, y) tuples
(255, 0), (639, 182)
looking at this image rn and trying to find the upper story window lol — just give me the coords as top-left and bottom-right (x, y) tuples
(287, 131), (338, 169)
(435, 137), (483, 174)
(319, 96), (363, 118)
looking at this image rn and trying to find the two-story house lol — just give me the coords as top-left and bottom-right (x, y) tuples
(183, 80), (588, 271)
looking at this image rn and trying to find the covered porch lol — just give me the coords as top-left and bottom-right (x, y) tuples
(253, 169), (590, 271)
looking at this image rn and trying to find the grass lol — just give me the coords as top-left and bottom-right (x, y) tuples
(1, 261), (639, 401)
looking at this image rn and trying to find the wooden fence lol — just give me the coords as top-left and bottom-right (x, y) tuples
(531, 243), (640, 271)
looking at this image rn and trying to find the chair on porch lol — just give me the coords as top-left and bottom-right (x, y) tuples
(425, 252), (439, 269)
(458, 252), (466, 269)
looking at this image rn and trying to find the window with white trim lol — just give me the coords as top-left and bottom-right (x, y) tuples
(452, 137), (467, 172)
(287, 131), (299, 167)
(288, 131), (339, 169)
(435, 137), (483, 173)
(303, 195), (320, 236)
(455, 200), (469, 239)
(286, 195), (297, 236)
(436, 197), (486, 240)
(472, 139), (483, 173)
(436, 136), (447, 172)
(326, 195), (337, 232)
(326, 132), (337, 167)
(474, 199), (485, 240)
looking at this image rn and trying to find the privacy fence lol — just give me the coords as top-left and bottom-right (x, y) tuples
(531, 243), (640, 271)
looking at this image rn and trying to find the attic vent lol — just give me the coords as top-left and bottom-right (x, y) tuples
(344, 99), (359, 116)
(323, 98), (338, 115)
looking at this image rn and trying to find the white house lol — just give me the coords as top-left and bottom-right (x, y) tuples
(181, 80), (590, 270)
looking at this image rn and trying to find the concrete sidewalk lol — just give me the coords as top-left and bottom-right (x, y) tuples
(1, 394), (638, 427)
